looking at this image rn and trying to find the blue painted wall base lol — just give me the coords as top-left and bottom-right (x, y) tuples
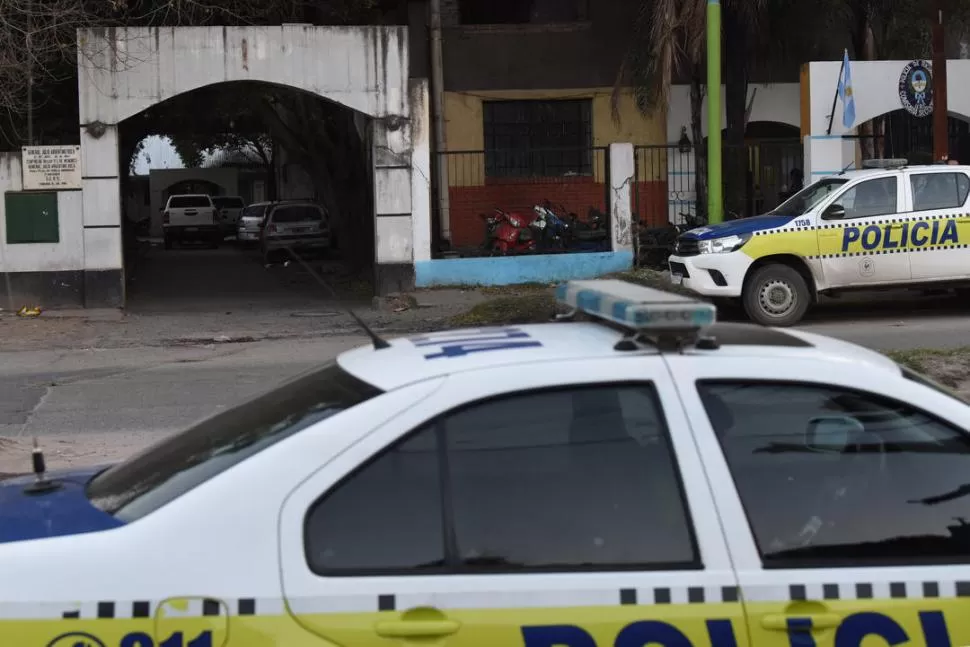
(415, 251), (634, 287)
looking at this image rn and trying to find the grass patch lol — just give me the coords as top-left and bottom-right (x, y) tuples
(449, 293), (560, 327)
(885, 347), (970, 390)
(479, 283), (552, 297)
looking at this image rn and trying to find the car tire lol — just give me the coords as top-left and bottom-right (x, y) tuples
(742, 264), (811, 327)
(208, 235), (221, 250)
(164, 236), (173, 250)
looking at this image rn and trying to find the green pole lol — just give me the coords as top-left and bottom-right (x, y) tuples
(706, 0), (723, 224)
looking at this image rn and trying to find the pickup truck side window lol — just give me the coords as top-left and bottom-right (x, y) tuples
(304, 384), (699, 575)
(833, 177), (898, 219)
(699, 380), (970, 567)
(910, 172), (970, 211)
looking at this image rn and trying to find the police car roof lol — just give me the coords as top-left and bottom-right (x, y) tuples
(837, 164), (970, 180)
(337, 321), (899, 391)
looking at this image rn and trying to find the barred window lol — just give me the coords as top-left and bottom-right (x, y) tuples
(483, 100), (593, 178)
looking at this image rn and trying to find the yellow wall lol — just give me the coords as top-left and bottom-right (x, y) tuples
(442, 88), (665, 186)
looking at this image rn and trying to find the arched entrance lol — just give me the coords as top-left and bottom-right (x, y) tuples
(76, 25), (430, 306)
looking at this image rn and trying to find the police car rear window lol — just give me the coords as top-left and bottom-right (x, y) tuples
(86, 362), (382, 522)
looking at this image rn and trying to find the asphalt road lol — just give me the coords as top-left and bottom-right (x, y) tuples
(0, 303), (966, 447)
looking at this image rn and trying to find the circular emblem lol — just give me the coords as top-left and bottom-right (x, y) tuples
(899, 60), (934, 117)
(860, 257), (875, 277)
(46, 632), (107, 647)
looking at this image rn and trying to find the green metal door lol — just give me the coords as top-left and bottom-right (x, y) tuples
(5, 192), (59, 244)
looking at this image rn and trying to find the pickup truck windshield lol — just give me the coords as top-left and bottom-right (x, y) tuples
(770, 178), (849, 217)
(168, 196), (212, 209)
(86, 362), (382, 522)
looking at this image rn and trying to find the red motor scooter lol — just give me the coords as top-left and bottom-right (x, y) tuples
(481, 208), (537, 255)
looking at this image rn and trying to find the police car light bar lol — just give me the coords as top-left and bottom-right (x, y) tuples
(555, 279), (716, 333)
(861, 158), (908, 169)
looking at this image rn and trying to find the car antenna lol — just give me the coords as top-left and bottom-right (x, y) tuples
(836, 160), (855, 176)
(23, 437), (61, 495)
(279, 244), (391, 350)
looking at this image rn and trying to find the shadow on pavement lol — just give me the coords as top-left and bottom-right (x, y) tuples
(125, 241), (373, 314)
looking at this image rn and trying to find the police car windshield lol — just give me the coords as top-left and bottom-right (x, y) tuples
(770, 178), (849, 217)
(85, 362), (382, 521)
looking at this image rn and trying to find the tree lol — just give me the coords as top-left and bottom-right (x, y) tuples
(0, 0), (393, 151)
(614, 0), (768, 221)
(612, 0), (707, 223)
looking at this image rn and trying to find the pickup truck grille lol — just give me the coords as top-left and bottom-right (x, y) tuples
(674, 237), (700, 257)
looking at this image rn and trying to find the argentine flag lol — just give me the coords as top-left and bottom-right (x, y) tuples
(837, 49), (856, 129)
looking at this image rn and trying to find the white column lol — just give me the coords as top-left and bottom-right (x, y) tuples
(410, 78), (432, 263)
(805, 135), (855, 181)
(609, 143), (635, 256)
(79, 124), (124, 306)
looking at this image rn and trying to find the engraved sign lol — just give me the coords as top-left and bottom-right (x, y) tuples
(22, 145), (82, 190)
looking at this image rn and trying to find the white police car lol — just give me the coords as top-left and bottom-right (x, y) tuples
(3, 280), (970, 647)
(668, 161), (970, 326)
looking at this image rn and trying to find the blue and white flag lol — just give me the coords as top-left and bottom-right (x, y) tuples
(837, 49), (856, 129)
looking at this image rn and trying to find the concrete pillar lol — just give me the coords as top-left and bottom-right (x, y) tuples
(373, 117), (416, 295)
(410, 79), (432, 264)
(804, 135), (856, 180)
(79, 124), (124, 308)
(609, 143), (635, 258)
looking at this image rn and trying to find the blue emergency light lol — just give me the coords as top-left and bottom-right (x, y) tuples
(555, 279), (716, 332)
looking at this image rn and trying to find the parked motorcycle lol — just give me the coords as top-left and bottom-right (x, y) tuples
(531, 204), (569, 251)
(480, 208), (537, 255)
(555, 203), (610, 251)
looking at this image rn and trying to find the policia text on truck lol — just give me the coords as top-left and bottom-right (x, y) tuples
(667, 161), (970, 326)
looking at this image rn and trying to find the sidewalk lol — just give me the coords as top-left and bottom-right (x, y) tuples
(0, 288), (491, 352)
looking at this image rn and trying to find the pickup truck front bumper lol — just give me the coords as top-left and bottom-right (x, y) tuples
(667, 251), (752, 298)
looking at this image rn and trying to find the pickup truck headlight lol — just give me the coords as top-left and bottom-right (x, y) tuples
(698, 233), (751, 254)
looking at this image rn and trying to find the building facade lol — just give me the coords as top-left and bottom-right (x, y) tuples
(410, 0), (668, 252)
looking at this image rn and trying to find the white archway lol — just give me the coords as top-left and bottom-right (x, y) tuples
(76, 25), (429, 305)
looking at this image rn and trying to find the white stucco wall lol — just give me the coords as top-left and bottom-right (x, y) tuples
(77, 26), (410, 124)
(665, 83), (801, 223)
(805, 59), (970, 178)
(0, 154), (85, 273)
(667, 83), (801, 142)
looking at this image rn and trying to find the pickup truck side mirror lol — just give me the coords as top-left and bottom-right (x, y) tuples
(822, 203), (846, 220)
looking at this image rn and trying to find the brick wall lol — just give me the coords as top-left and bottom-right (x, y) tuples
(448, 176), (607, 249)
(633, 181), (669, 228)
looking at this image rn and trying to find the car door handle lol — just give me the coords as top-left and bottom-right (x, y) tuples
(375, 620), (461, 638)
(761, 613), (840, 632)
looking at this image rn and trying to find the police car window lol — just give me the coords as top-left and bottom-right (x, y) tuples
(834, 177), (898, 219)
(699, 380), (970, 567)
(86, 362), (382, 522)
(910, 172), (970, 211)
(771, 178), (848, 217)
(305, 384), (699, 575)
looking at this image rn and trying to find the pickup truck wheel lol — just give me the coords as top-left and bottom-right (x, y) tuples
(742, 264), (811, 327)
(163, 235), (173, 250)
(208, 234), (221, 250)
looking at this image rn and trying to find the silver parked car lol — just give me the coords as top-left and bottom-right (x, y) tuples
(260, 201), (331, 263)
(236, 201), (275, 246)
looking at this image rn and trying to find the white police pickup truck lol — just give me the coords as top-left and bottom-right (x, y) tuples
(667, 161), (970, 326)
